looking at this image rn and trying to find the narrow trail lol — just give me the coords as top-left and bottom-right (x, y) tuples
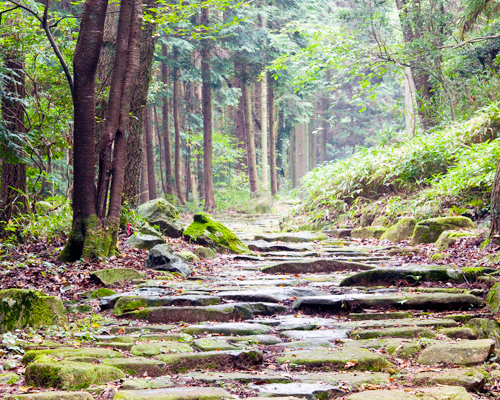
(6, 212), (499, 400)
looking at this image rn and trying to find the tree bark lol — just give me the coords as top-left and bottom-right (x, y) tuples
(201, 6), (216, 210)
(161, 44), (175, 199)
(241, 65), (259, 193)
(268, 75), (278, 196)
(140, 127), (149, 204)
(59, 0), (108, 262)
(144, 106), (157, 200)
(290, 127), (296, 188)
(260, 15), (269, 190)
(490, 157), (500, 244)
(172, 59), (185, 205)
(1, 57), (27, 235)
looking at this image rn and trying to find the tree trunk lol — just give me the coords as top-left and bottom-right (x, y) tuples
(295, 123), (306, 182)
(268, 75), (278, 196)
(173, 60), (185, 205)
(241, 66), (259, 193)
(154, 106), (166, 194)
(59, 0), (109, 262)
(260, 15), (269, 190)
(140, 128), (149, 204)
(144, 106), (157, 199)
(320, 93), (328, 164)
(290, 127), (296, 188)
(201, 6), (216, 210)
(0, 56), (27, 236)
(161, 44), (175, 199)
(490, 159), (500, 245)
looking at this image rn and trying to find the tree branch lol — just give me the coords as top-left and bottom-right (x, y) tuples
(439, 33), (500, 49)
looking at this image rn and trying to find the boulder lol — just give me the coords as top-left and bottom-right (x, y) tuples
(145, 244), (192, 276)
(411, 216), (474, 245)
(126, 227), (165, 250)
(91, 268), (145, 286)
(136, 199), (184, 237)
(183, 212), (250, 254)
(351, 226), (387, 239)
(241, 189), (273, 214)
(193, 246), (216, 259)
(0, 289), (67, 333)
(435, 230), (472, 251)
(466, 318), (500, 340)
(486, 282), (500, 313)
(417, 339), (495, 365)
(372, 216), (390, 227)
(177, 250), (200, 263)
(380, 217), (416, 242)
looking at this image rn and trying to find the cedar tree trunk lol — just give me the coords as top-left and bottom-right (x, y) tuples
(161, 44), (175, 199)
(172, 61), (185, 205)
(268, 75), (278, 196)
(144, 106), (157, 199)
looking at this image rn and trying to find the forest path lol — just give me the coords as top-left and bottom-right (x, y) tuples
(8, 214), (498, 400)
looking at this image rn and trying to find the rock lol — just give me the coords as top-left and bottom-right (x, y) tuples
(112, 387), (233, 400)
(120, 377), (174, 390)
(486, 282), (500, 313)
(0, 372), (20, 384)
(119, 303), (256, 323)
(349, 311), (412, 320)
(113, 295), (220, 314)
(91, 268), (145, 286)
(89, 288), (116, 298)
(186, 371), (291, 383)
(276, 348), (390, 371)
(417, 339), (495, 365)
(372, 216), (390, 227)
(351, 226), (387, 239)
(411, 216), (474, 245)
(22, 347), (123, 364)
(298, 372), (390, 387)
(293, 293), (483, 313)
(439, 327), (478, 339)
(280, 330), (350, 341)
(145, 244), (191, 276)
(154, 350), (263, 373)
(181, 322), (272, 336)
(254, 232), (328, 243)
(0, 289), (67, 333)
(380, 218), (417, 242)
(177, 250), (200, 263)
(227, 335), (283, 345)
(184, 212), (250, 254)
(5, 392), (94, 400)
(217, 288), (324, 303)
(242, 189), (274, 214)
(412, 368), (486, 391)
(102, 357), (167, 377)
(25, 355), (125, 389)
(3, 359), (20, 370)
(435, 231), (473, 251)
(126, 229), (165, 250)
(99, 288), (175, 310)
(346, 386), (472, 400)
(130, 342), (193, 357)
(246, 241), (314, 252)
(193, 246), (216, 259)
(137, 199), (183, 238)
(350, 327), (435, 340)
(339, 266), (466, 287)
(326, 229), (352, 239)
(261, 259), (375, 274)
(466, 318), (500, 340)
(249, 383), (344, 399)
(192, 339), (241, 351)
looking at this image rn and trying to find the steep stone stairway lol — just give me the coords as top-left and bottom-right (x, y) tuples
(6, 215), (500, 400)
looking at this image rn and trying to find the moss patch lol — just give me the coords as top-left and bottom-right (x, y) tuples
(0, 289), (67, 333)
(91, 268), (145, 286)
(90, 288), (117, 299)
(380, 217), (416, 242)
(351, 226), (387, 239)
(411, 216), (474, 245)
(183, 213), (250, 254)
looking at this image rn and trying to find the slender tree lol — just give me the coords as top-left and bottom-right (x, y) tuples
(172, 52), (185, 205)
(201, 6), (216, 210)
(161, 44), (175, 199)
(268, 75), (278, 195)
(144, 106), (157, 199)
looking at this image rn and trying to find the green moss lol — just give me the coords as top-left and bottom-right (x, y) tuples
(91, 268), (145, 286)
(25, 355), (125, 389)
(429, 253), (450, 261)
(183, 213), (250, 254)
(411, 216), (474, 245)
(0, 289), (67, 333)
(487, 283), (500, 313)
(0, 372), (20, 384)
(138, 199), (180, 221)
(380, 217), (417, 242)
(177, 251), (200, 263)
(89, 288), (117, 299)
(351, 226), (387, 239)
(23, 347), (123, 364)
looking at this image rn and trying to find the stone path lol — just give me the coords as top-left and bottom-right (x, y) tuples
(5, 215), (500, 399)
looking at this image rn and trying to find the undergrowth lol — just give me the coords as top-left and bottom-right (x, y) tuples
(292, 103), (500, 229)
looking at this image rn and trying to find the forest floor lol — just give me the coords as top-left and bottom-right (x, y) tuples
(0, 207), (499, 400)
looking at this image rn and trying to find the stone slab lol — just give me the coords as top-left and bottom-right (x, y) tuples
(346, 386), (472, 400)
(262, 259), (375, 275)
(249, 383), (344, 399)
(181, 323), (272, 336)
(417, 339), (495, 365)
(113, 387), (234, 400)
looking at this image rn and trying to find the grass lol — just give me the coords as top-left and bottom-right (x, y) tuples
(293, 102), (500, 228)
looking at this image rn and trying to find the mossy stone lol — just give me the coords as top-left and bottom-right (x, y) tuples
(193, 246), (216, 259)
(137, 199), (180, 221)
(177, 251), (200, 263)
(192, 338), (241, 351)
(351, 327), (435, 340)
(130, 342), (193, 357)
(466, 318), (500, 340)
(412, 369), (486, 391)
(25, 355), (125, 389)
(183, 212), (250, 254)
(102, 357), (167, 377)
(0, 372), (20, 384)
(91, 268), (145, 286)
(113, 387), (233, 400)
(435, 230), (473, 251)
(126, 227), (165, 250)
(380, 217), (416, 242)
(90, 288), (117, 299)
(411, 216), (474, 245)
(385, 341), (422, 359)
(372, 216), (390, 227)
(417, 339), (495, 365)
(23, 347), (124, 364)
(351, 226), (387, 239)
(439, 327), (477, 340)
(486, 282), (500, 313)
(0, 289), (67, 333)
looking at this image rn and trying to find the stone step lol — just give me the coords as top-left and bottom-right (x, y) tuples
(346, 386), (472, 400)
(112, 387), (234, 400)
(248, 382), (345, 399)
(417, 339), (495, 366)
(112, 295), (221, 314)
(253, 232), (328, 243)
(261, 259), (375, 274)
(246, 241), (315, 252)
(293, 293), (483, 313)
(217, 288), (325, 303)
(181, 322), (272, 336)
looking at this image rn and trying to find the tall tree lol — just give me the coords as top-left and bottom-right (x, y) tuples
(1, 56), (27, 234)
(172, 52), (185, 205)
(268, 75), (278, 195)
(144, 106), (157, 199)
(201, 6), (216, 210)
(161, 44), (175, 199)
